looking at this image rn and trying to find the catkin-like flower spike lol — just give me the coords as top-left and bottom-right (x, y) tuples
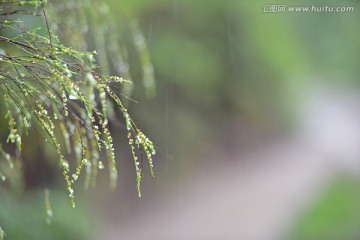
(129, 19), (156, 97)
(127, 132), (143, 197)
(103, 124), (117, 189)
(5, 110), (22, 152)
(59, 82), (68, 116)
(60, 124), (72, 154)
(0, 144), (13, 169)
(59, 153), (75, 207)
(0, 225), (4, 240)
(72, 147), (86, 181)
(0, 171), (6, 182)
(99, 86), (108, 125)
(84, 73), (96, 117)
(44, 188), (53, 225)
(91, 119), (102, 150)
(88, 134), (100, 189)
(131, 144), (142, 197)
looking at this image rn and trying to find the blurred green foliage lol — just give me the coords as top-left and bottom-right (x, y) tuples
(289, 176), (360, 240)
(107, 0), (360, 176)
(117, 0), (360, 136)
(0, 190), (96, 240)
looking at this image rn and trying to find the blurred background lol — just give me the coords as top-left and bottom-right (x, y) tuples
(1, 0), (360, 239)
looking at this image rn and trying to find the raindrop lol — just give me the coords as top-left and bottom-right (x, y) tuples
(98, 161), (105, 169)
(62, 161), (69, 169)
(46, 209), (53, 218)
(69, 90), (78, 100)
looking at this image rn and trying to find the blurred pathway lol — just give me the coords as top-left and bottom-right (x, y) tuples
(100, 86), (360, 240)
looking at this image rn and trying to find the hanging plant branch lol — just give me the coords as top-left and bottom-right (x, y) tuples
(0, 0), (155, 207)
